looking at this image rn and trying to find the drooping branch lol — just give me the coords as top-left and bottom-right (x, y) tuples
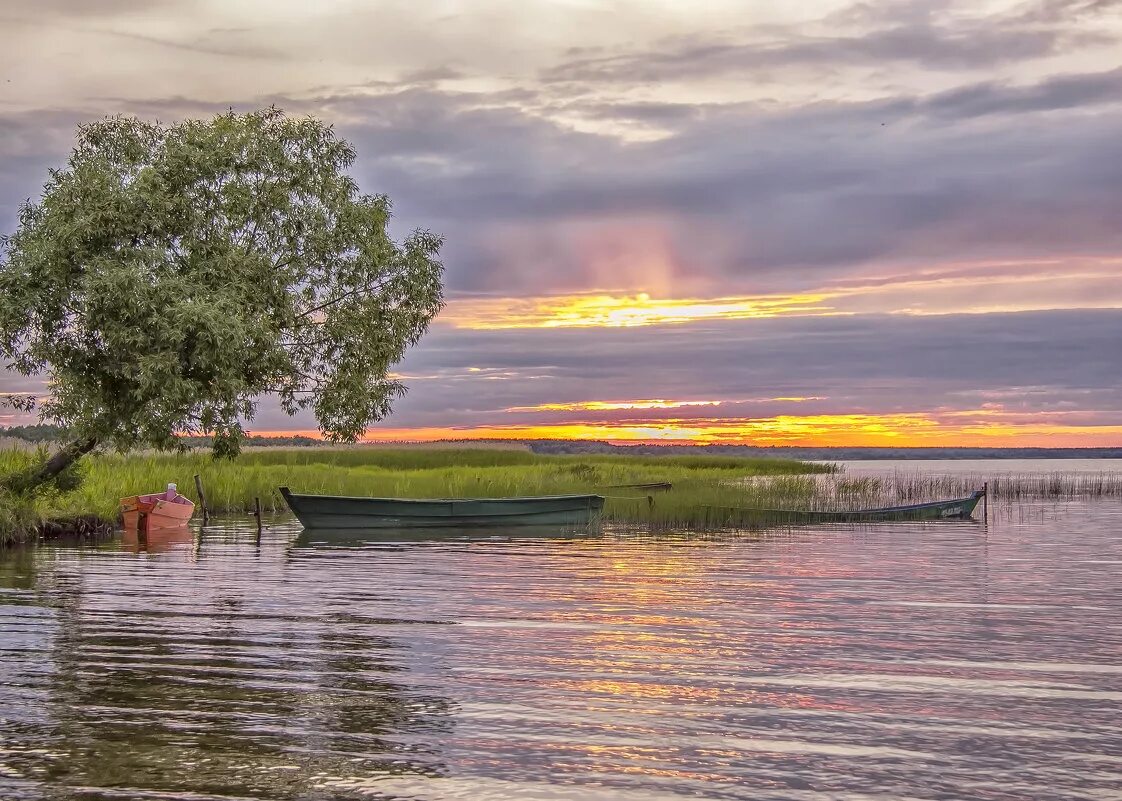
(0, 436), (99, 495)
(1, 394), (37, 413)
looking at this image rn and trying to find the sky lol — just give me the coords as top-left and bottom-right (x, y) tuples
(2, 0), (1121, 446)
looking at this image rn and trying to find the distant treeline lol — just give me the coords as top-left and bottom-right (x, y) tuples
(2, 425), (1119, 458)
(0, 425), (321, 448)
(0, 424), (67, 443)
(178, 434), (322, 448)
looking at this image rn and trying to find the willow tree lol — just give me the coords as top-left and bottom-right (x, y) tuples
(0, 108), (443, 490)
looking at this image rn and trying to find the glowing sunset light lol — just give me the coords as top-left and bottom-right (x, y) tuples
(440, 292), (840, 329)
(505, 399), (723, 412)
(326, 410), (1122, 448)
(503, 397), (827, 413)
(438, 259), (1122, 330)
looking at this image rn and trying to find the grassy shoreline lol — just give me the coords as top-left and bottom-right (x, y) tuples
(1, 448), (833, 542)
(4, 446), (1121, 544)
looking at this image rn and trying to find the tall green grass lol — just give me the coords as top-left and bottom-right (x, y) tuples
(0, 449), (68, 543)
(41, 448), (832, 521)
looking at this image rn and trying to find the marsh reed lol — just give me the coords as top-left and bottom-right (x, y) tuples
(821, 470), (1122, 506)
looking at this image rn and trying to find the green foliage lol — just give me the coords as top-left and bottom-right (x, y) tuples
(0, 107), (444, 455)
(0, 447), (91, 543)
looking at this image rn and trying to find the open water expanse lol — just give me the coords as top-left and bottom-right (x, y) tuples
(1, 460), (1120, 800)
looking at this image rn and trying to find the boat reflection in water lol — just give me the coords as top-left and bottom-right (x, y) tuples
(120, 525), (196, 554)
(292, 523), (603, 548)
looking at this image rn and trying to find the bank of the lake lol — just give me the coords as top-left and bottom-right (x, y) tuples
(6, 448), (1122, 545)
(0, 447), (834, 543)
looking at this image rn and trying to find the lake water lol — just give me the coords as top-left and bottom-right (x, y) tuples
(1, 460), (1120, 800)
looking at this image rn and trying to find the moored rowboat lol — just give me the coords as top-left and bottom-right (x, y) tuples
(279, 487), (605, 530)
(120, 484), (195, 533)
(710, 490), (985, 525)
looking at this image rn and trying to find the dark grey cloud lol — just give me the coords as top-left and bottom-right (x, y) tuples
(4, 59), (1122, 297)
(12, 0), (182, 17)
(0, 8), (280, 60)
(312, 71), (1122, 292)
(916, 67), (1122, 119)
(577, 101), (703, 125)
(542, 0), (1119, 84)
(5, 308), (1118, 432)
(0, 109), (87, 236)
(1015, 0), (1122, 24)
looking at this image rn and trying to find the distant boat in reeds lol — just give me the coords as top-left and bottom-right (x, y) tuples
(605, 481), (673, 492)
(710, 490), (985, 525)
(280, 487), (604, 530)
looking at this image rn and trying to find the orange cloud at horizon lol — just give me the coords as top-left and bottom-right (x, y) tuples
(256, 410), (1122, 448)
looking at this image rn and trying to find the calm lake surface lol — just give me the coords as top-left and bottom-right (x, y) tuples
(1, 460), (1120, 800)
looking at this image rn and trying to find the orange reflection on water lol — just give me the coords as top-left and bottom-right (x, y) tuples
(120, 526), (195, 554)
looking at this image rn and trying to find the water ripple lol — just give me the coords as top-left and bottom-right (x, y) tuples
(1, 496), (1120, 799)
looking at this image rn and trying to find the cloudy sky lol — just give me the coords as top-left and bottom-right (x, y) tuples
(2, 0), (1121, 445)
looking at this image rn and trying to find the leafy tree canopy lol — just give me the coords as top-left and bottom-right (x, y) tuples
(0, 107), (444, 471)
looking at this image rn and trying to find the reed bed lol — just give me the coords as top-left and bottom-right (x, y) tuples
(814, 471), (1122, 507)
(920, 472), (1122, 501)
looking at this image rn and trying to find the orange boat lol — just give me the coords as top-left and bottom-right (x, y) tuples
(120, 484), (195, 533)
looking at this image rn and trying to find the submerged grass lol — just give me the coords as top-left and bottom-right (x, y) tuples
(737, 469), (1122, 514)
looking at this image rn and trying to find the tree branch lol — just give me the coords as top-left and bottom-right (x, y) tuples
(1, 436), (99, 494)
(297, 277), (389, 319)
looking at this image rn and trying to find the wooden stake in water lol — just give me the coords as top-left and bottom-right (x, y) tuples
(983, 481), (989, 525)
(194, 474), (210, 524)
(254, 497), (263, 539)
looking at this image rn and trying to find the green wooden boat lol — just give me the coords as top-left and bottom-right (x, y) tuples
(279, 487), (605, 530)
(709, 490), (985, 525)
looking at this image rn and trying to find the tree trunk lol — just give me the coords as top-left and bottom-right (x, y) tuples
(1, 436), (99, 494)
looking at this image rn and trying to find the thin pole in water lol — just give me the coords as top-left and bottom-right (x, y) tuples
(194, 474), (210, 524)
(983, 481), (989, 526)
(254, 497), (263, 540)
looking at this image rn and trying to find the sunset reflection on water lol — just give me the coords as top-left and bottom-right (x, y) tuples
(1, 489), (1120, 800)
